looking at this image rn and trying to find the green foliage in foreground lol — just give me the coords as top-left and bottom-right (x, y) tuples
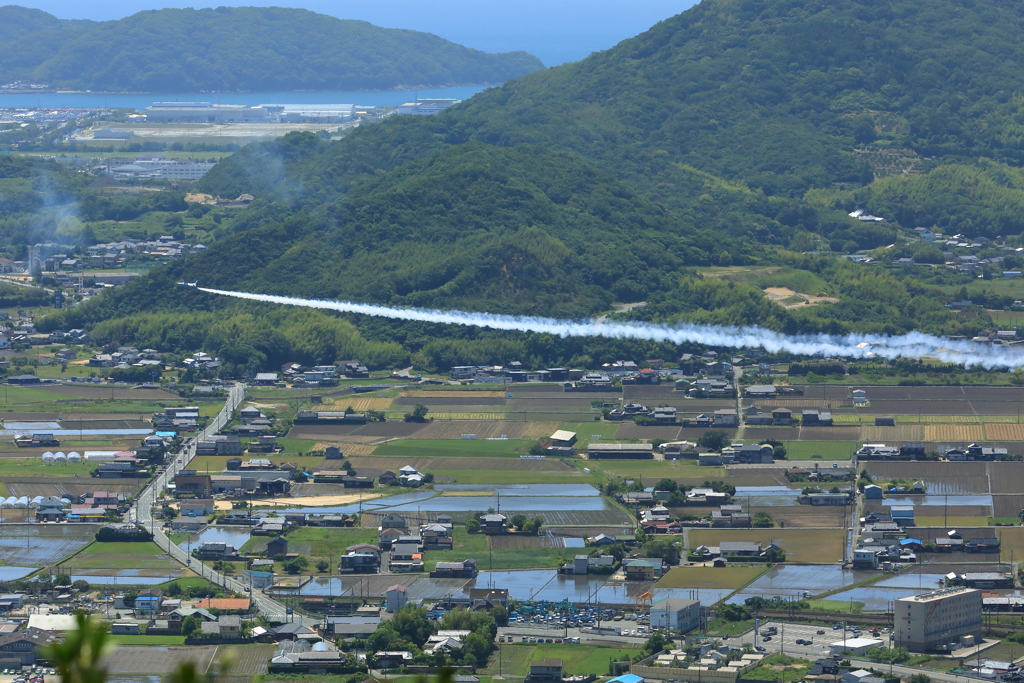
(0, 6), (543, 92)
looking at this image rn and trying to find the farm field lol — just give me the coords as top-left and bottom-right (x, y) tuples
(914, 516), (991, 527)
(748, 505), (846, 528)
(657, 565), (767, 589)
(103, 645), (217, 674)
(780, 441), (859, 460)
(484, 643), (638, 677)
(373, 439), (536, 458)
(687, 528), (845, 564)
(242, 526), (377, 561)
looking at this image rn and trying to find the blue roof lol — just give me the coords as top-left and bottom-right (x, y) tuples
(608, 676), (644, 683)
(901, 539), (923, 545)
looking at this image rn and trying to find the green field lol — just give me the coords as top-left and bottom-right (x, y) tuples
(780, 441), (859, 460)
(657, 565), (767, 590)
(69, 541), (181, 571)
(805, 599), (865, 612)
(422, 528), (569, 571)
(273, 438), (320, 454)
(483, 643), (638, 676)
(0, 459), (99, 477)
(595, 459), (725, 479)
(242, 526), (378, 562)
(374, 439), (535, 458)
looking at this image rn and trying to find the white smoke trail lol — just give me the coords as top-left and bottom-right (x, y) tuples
(196, 287), (1024, 369)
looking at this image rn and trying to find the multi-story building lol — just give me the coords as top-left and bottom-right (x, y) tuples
(894, 587), (982, 652)
(650, 597), (701, 632)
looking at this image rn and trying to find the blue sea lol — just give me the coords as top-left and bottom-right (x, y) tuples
(0, 85), (490, 110)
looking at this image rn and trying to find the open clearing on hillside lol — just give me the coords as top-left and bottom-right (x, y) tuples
(763, 286), (839, 309)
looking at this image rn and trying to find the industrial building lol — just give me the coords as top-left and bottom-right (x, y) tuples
(587, 443), (653, 459)
(650, 597), (700, 632)
(144, 102), (270, 123)
(259, 103), (354, 122)
(110, 157), (217, 180)
(396, 98), (460, 115)
(894, 587), (982, 652)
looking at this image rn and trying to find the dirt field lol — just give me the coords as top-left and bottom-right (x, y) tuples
(658, 565), (766, 589)
(285, 424), (369, 439)
(860, 425), (924, 441)
(688, 528), (846, 563)
(413, 420), (557, 440)
(104, 646), (217, 674)
(614, 424), (683, 440)
(986, 424), (1024, 441)
(259, 492), (386, 507)
(748, 505), (847, 528)
(395, 396), (506, 406)
(404, 390), (507, 398)
(322, 397), (394, 411)
(993, 494), (1024, 518)
(925, 424), (987, 441)
(989, 463), (1024, 494)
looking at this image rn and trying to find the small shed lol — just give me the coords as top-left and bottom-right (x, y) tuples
(267, 536), (288, 556)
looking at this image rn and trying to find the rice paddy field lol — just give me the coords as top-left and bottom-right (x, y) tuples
(687, 528), (846, 564)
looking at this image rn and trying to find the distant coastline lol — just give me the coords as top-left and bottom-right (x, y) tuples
(0, 84), (490, 109)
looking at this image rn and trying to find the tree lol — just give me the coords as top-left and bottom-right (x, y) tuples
(71, 580), (90, 591)
(752, 512), (774, 528)
(391, 604), (434, 646)
(510, 514), (527, 530)
(465, 518), (482, 533)
(910, 675), (931, 683)
(54, 573), (72, 586)
(404, 403), (429, 422)
(180, 615), (201, 638)
(697, 430), (728, 451)
(283, 556), (308, 574)
(315, 559), (330, 573)
(718, 604), (750, 621)
(655, 478), (678, 492)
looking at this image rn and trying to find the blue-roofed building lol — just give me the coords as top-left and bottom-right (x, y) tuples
(607, 675), (644, 683)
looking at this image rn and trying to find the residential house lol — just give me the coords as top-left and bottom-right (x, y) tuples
(771, 408), (793, 425)
(430, 559), (479, 579)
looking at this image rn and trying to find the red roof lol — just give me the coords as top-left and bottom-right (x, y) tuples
(195, 598), (251, 611)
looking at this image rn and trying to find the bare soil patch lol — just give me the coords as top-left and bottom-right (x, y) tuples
(763, 286), (839, 309)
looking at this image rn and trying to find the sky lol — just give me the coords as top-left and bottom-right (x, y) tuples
(16, 0), (699, 67)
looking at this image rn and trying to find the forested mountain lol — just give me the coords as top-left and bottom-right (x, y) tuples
(0, 6), (543, 92)
(41, 0), (1024, 368)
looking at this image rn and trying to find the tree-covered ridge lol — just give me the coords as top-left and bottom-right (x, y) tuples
(0, 6), (544, 92)
(201, 0), (1024, 203)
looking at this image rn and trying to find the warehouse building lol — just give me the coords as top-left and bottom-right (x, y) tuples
(144, 102), (269, 123)
(894, 587), (982, 652)
(587, 443), (653, 459)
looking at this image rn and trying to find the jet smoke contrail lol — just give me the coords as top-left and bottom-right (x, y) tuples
(196, 287), (1024, 369)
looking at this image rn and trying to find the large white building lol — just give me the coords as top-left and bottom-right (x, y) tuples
(111, 157), (217, 180)
(894, 586), (982, 652)
(144, 102), (269, 123)
(650, 597), (700, 632)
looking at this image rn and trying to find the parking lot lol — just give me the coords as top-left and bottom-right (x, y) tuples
(729, 621), (893, 659)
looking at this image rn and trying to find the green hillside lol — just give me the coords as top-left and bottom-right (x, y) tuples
(38, 0), (1024, 368)
(0, 6), (543, 92)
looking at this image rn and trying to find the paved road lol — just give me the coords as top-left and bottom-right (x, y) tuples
(129, 384), (320, 627)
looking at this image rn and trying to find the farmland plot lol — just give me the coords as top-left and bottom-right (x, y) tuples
(413, 420), (556, 440)
(925, 425), (986, 442)
(985, 424), (1024, 441)
(990, 463), (1024, 494)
